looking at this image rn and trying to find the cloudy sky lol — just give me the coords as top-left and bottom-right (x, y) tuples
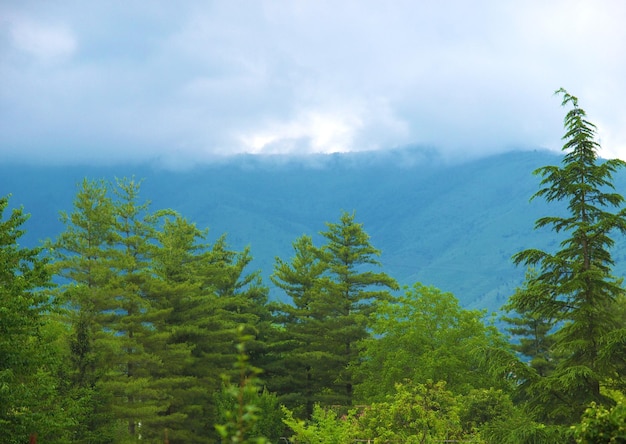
(1, 1), (625, 167)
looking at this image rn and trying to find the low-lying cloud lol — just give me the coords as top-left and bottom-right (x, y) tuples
(1, 0), (625, 168)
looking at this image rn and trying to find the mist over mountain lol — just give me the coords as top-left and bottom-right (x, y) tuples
(4, 147), (625, 312)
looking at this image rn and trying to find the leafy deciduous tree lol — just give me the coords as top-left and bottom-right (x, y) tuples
(357, 283), (509, 402)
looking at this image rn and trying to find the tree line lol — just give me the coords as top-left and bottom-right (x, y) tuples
(2, 89), (626, 443)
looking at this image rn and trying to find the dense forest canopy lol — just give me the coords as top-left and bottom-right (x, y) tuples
(2, 91), (626, 443)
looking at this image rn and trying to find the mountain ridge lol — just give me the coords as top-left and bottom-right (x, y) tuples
(4, 147), (620, 312)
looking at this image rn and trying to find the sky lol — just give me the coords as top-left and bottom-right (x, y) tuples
(1, 1), (625, 168)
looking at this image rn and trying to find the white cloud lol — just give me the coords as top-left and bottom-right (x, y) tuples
(7, 16), (76, 61)
(0, 0), (625, 165)
(240, 109), (363, 155)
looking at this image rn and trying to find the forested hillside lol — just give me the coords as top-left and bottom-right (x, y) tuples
(0, 147), (600, 312)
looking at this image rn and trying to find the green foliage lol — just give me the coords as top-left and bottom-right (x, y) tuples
(50, 178), (192, 440)
(47, 178), (277, 442)
(271, 235), (325, 307)
(357, 283), (509, 401)
(7, 109), (626, 442)
(47, 179), (120, 442)
(480, 413), (569, 444)
(282, 404), (359, 443)
(573, 402), (626, 443)
(357, 381), (473, 443)
(283, 381), (485, 443)
(460, 387), (516, 434)
(78, 178), (181, 439)
(214, 326), (271, 444)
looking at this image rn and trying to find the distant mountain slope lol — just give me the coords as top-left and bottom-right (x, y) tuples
(4, 148), (625, 312)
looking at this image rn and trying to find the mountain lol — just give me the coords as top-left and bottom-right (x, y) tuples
(4, 148), (624, 312)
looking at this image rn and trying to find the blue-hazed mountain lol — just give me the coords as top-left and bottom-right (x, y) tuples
(4, 148), (626, 312)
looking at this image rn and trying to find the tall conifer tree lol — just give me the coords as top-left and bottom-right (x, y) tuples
(271, 212), (398, 412)
(510, 89), (626, 425)
(269, 235), (327, 416)
(317, 211), (398, 405)
(151, 214), (211, 443)
(52, 179), (192, 441)
(103, 178), (184, 439)
(49, 179), (121, 442)
(152, 218), (272, 442)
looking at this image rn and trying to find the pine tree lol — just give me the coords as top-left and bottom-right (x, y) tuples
(271, 212), (398, 413)
(151, 214), (210, 443)
(269, 235), (327, 416)
(102, 177), (184, 440)
(52, 178), (191, 440)
(48, 179), (119, 442)
(50, 180), (116, 382)
(316, 211), (398, 406)
(510, 89), (626, 424)
(152, 219), (272, 442)
(152, 217), (256, 442)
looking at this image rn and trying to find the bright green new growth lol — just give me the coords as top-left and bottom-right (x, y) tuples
(214, 326), (271, 444)
(572, 402), (626, 443)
